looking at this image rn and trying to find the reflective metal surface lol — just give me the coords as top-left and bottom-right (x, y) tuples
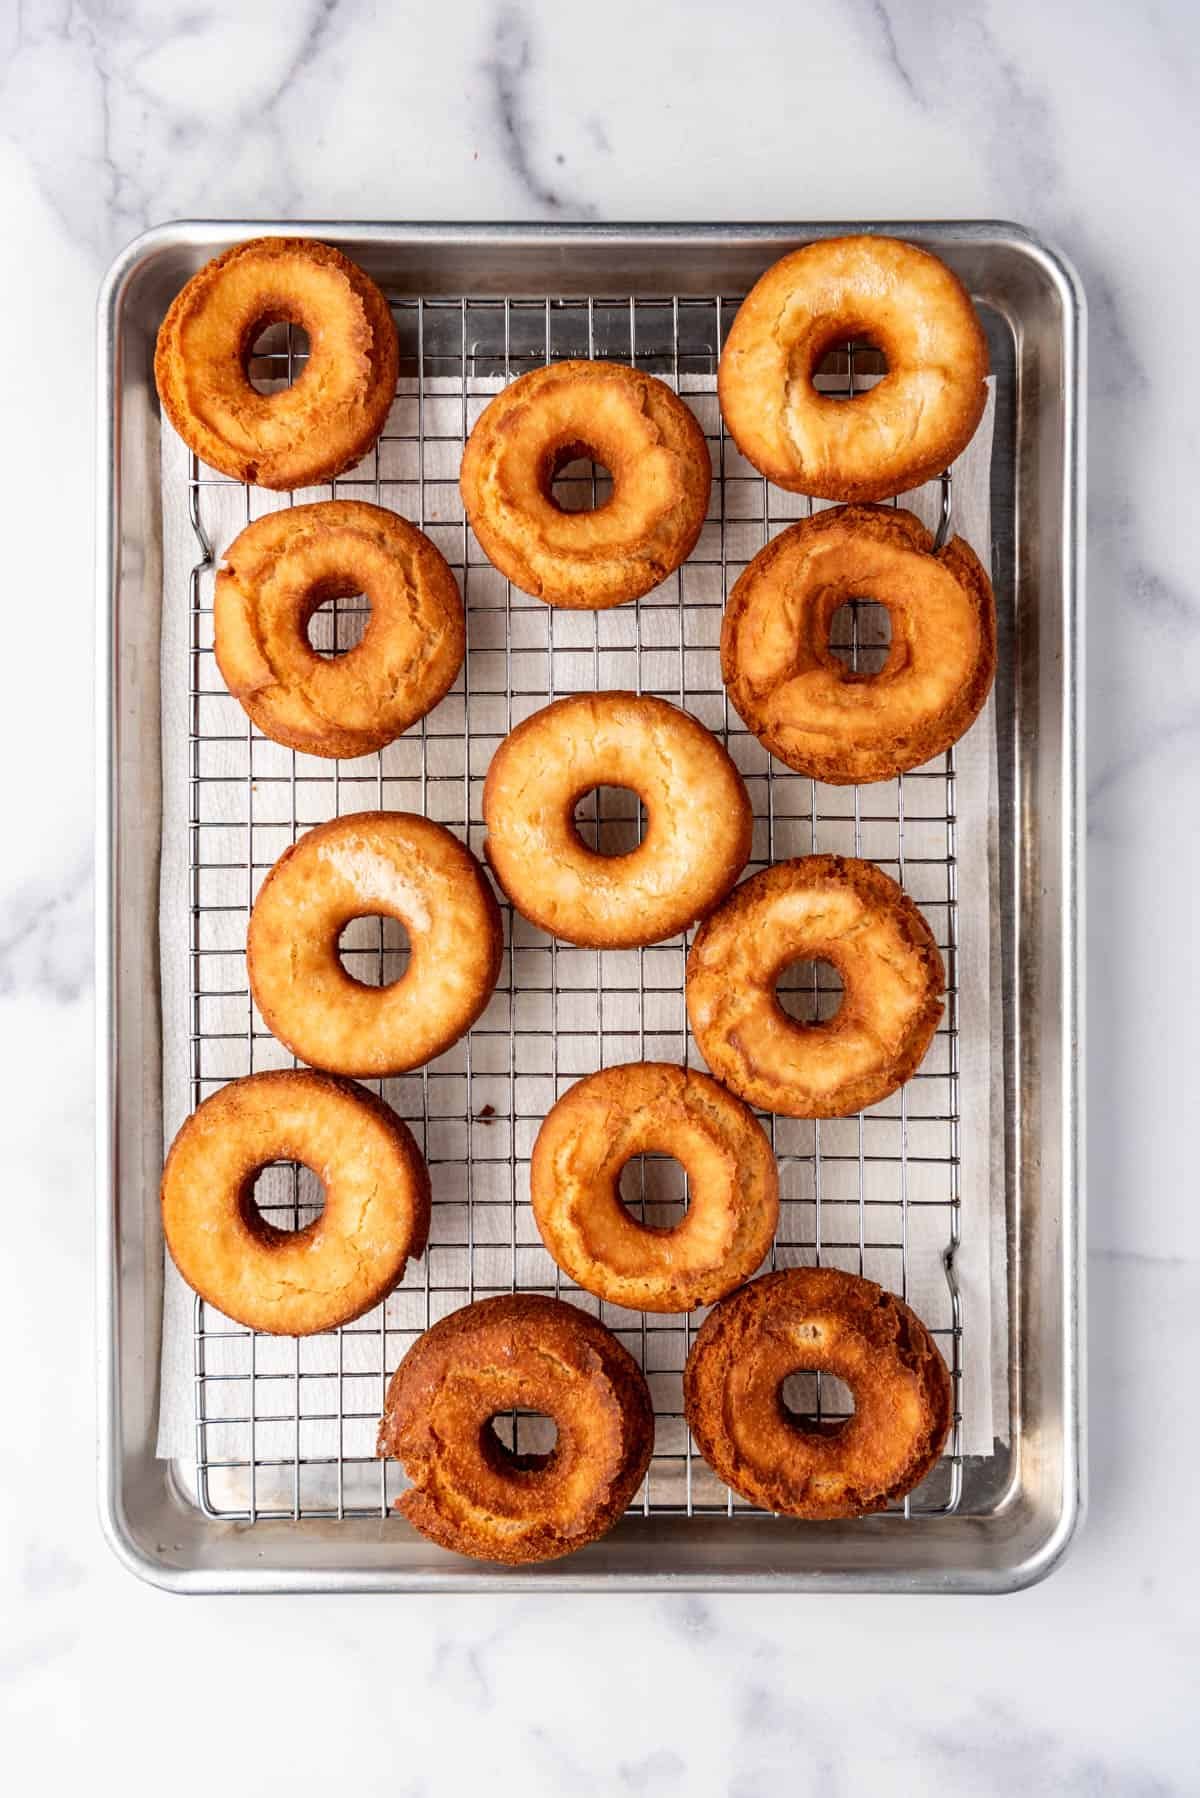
(97, 222), (1085, 1591)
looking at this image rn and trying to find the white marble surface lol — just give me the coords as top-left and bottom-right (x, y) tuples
(2, 1), (1197, 1790)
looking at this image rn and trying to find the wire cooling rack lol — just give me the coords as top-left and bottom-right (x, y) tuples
(183, 294), (964, 1523)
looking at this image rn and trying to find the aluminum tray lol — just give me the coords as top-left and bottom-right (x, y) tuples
(97, 222), (1084, 1592)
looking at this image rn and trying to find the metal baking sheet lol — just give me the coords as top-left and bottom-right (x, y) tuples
(97, 222), (1085, 1592)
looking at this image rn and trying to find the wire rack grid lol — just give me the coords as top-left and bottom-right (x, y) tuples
(182, 291), (964, 1525)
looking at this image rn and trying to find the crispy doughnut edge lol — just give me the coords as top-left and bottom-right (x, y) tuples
(376, 1294), (656, 1564)
(685, 856), (945, 1118)
(245, 814), (505, 1077)
(159, 1069), (431, 1335)
(717, 236), (988, 501)
(529, 1062), (779, 1312)
(481, 693), (753, 950)
(214, 501), (465, 760)
(720, 504), (997, 784)
(154, 237), (399, 490)
(461, 362), (712, 608)
(683, 1268), (953, 1518)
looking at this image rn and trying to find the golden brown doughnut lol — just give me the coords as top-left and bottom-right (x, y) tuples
(718, 236), (988, 501)
(721, 504), (996, 783)
(376, 1294), (654, 1564)
(460, 360), (711, 607)
(155, 237), (398, 489)
(686, 855), (944, 1117)
(214, 500), (464, 759)
(160, 1070), (430, 1335)
(247, 812), (502, 1077)
(531, 1062), (778, 1312)
(482, 692), (752, 948)
(683, 1267), (953, 1518)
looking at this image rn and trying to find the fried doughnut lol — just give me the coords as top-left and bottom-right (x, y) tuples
(214, 500), (463, 759)
(247, 812), (502, 1077)
(722, 504), (996, 783)
(482, 692), (752, 948)
(160, 1070), (430, 1335)
(531, 1062), (777, 1312)
(686, 855), (944, 1117)
(377, 1294), (654, 1564)
(155, 237), (398, 489)
(718, 236), (988, 501)
(460, 360), (711, 607)
(683, 1268), (952, 1518)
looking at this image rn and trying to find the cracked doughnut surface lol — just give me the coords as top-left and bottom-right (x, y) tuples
(722, 504), (996, 784)
(460, 360), (711, 608)
(531, 1062), (778, 1312)
(160, 1070), (430, 1335)
(686, 855), (944, 1117)
(155, 236), (398, 489)
(247, 812), (502, 1077)
(214, 500), (464, 759)
(684, 1267), (953, 1518)
(377, 1294), (654, 1564)
(718, 236), (988, 501)
(482, 692), (752, 948)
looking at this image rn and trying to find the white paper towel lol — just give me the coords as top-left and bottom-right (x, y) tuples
(155, 366), (1006, 1505)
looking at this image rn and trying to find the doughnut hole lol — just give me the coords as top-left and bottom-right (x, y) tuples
(544, 440), (614, 513)
(828, 597), (892, 676)
(573, 784), (645, 857)
(337, 913), (412, 987)
(779, 1368), (856, 1436)
(245, 318), (311, 393)
(775, 958), (844, 1026)
(484, 1410), (560, 1472)
(810, 335), (889, 398)
(305, 581), (372, 657)
(240, 1159), (326, 1237)
(618, 1153), (689, 1231)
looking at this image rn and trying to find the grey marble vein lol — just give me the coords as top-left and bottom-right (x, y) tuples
(861, 0), (922, 105)
(617, 1749), (686, 1792)
(528, 1723), (600, 1795)
(919, 1703), (1178, 1796)
(0, 1628), (78, 1684)
(482, 4), (597, 217)
(1093, 1247), (1190, 1268)
(21, 1540), (85, 1598)
(660, 1593), (716, 1640)
(258, 0), (347, 116)
(0, 867), (91, 1004)
(731, 1684), (842, 1798)
(584, 114), (611, 153)
(1087, 701), (1200, 819)
(851, 0), (1059, 194)
(0, 1), (339, 258)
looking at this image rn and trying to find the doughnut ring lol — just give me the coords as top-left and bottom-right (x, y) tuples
(482, 692), (752, 949)
(721, 504), (995, 783)
(376, 1294), (654, 1563)
(683, 1267), (953, 1518)
(461, 360), (711, 607)
(247, 812), (503, 1078)
(531, 1062), (778, 1312)
(686, 855), (944, 1117)
(214, 500), (464, 759)
(718, 235), (988, 501)
(155, 236), (398, 489)
(160, 1069), (430, 1335)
